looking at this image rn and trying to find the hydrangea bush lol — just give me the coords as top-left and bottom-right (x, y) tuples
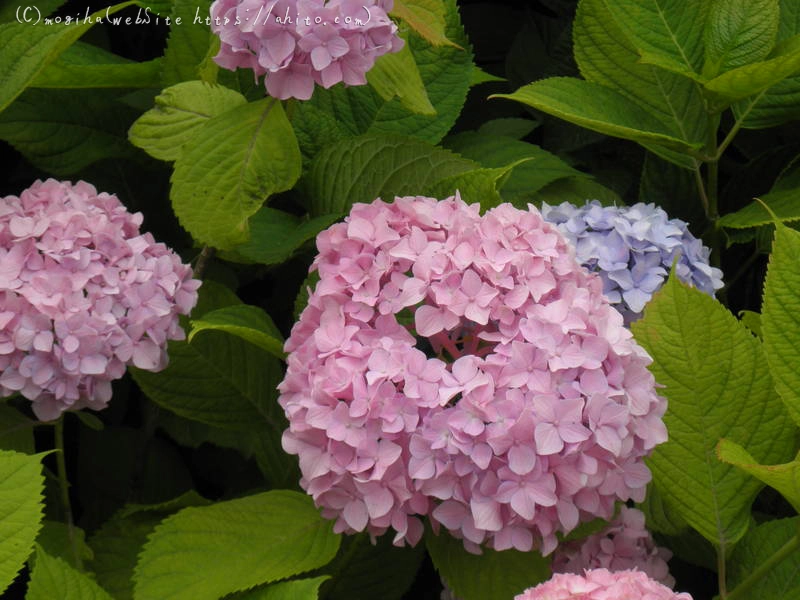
(2, 0), (800, 599)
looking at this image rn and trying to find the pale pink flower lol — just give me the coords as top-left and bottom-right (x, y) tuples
(515, 569), (692, 600)
(278, 196), (667, 553)
(0, 180), (200, 420)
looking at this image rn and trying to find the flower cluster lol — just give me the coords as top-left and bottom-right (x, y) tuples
(515, 569), (693, 600)
(210, 0), (403, 100)
(279, 195), (667, 554)
(0, 179), (200, 421)
(552, 507), (675, 587)
(541, 201), (723, 322)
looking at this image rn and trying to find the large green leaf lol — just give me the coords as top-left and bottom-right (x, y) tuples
(0, 0), (65, 24)
(291, 0), (471, 155)
(703, 0), (779, 77)
(727, 517), (800, 600)
(27, 546), (113, 600)
(0, 1), (137, 113)
(30, 42), (162, 88)
(735, 0), (800, 127)
(129, 81), (246, 162)
(161, 0), (214, 85)
(391, 0), (457, 48)
(574, 0), (707, 169)
(303, 134), (475, 216)
(0, 451), (46, 595)
(189, 305), (286, 361)
(631, 275), (796, 547)
(602, 0), (708, 80)
(425, 531), (550, 600)
(171, 98), (301, 249)
(366, 37), (435, 115)
(718, 188), (800, 229)
(0, 88), (140, 175)
(425, 164), (519, 210)
(762, 222), (800, 425)
(493, 78), (703, 155)
(133, 491), (340, 600)
(442, 132), (584, 203)
(231, 577), (329, 600)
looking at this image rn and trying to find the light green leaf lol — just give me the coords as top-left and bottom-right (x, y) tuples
(631, 275), (796, 547)
(161, 0), (214, 85)
(0, 1), (137, 114)
(367, 36), (436, 115)
(705, 35), (800, 103)
(0, 404), (35, 454)
(34, 521), (93, 571)
(602, 0), (708, 80)
(493, 78), (703, 155)
(171, 98), (301, 249)
(189, 305), (285, 361)
(574, 0), (707, 168)
(470, 66), (505, 87)
(223, 208), (339, 266)
(231, 577), (329, 600)
(425, 162), (526, 210)
(0, 88), (139, 175)
(727, 516), (800, 600)
(129, 81), (247, 162)
(27, 545), (112, 600)
(30, 42), (162, 88)
(391, 0), (458, 48)
(0, 451), (46, 595)
(739, 310), (763, 337)
(717, 440), (800, 512)
(762, 222), (800, 425)
(703, 0), (779, 77)
(718, 188), (800, 229)
(426, 531), (550, 600)
(133, 491), (340, 600)
(304, 134), (475, 216)
(443, 132), (583, 203)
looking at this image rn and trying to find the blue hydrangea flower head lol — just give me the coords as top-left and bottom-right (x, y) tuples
(542, 200), (724, 322)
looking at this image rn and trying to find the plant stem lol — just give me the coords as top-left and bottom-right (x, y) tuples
(726, 534), (800, 600)
(705, 113), (722, 269)
(193, 245), (215, 279)
(54, 418), (83, 571)
(717, 544), (728, 598)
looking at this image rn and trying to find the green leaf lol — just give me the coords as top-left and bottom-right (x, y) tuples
(367, 37), (435, 115)
(470, 66), (505, 87)
(717, 440), (800, 512)
(703, 0), (779, 77)
(477, 118), (537, 140)
(30, 42), (162, 88)
(171, 98), (302, 249)
(161, 0), (215, 85)
(231, 577), (330, 600)
(493, 78), (703, 155)
(292, 0), (471, 152)
(425, 531), (550, 600)
(0, 451), (47, 595)
(443, 132), (584, 203)
(0, 404), (35, 454)
(391, 0), (458, 48)
(133, 491), (341, 600)
(129, 81), (246, 162)
(0, 1), (137, 114)
(574, 0), (707, 168)
(27, 545), (113, 600)
(35, 521), (93, 570)
(602, 0), (708, 80)
(0, 0), (65, 24)
(223, 208), (339, 266)
(532, 177), (622, 207)
(321, 533), (424, 600)
(739, 310), (763, 337)
(304, 134), (475, 216)
(762, 222), (800, 425)
(640, 152), (706, 226)
(728, 517), (800, 599)
(705, 35), (800, 103)
(425, 162), (525, 210)
(719, 188), (800, 229)
(0, 88), (139, 175)
(189, 305), (286, 361)
(631, 275), (796, 546)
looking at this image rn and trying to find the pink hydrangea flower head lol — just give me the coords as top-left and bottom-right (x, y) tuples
(209, 0), (404, 100)
(515, 569), (693, 600)
(278, 195), (667, 553)
(0, 179), (201, 421)
(552, 507), (675, 587)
